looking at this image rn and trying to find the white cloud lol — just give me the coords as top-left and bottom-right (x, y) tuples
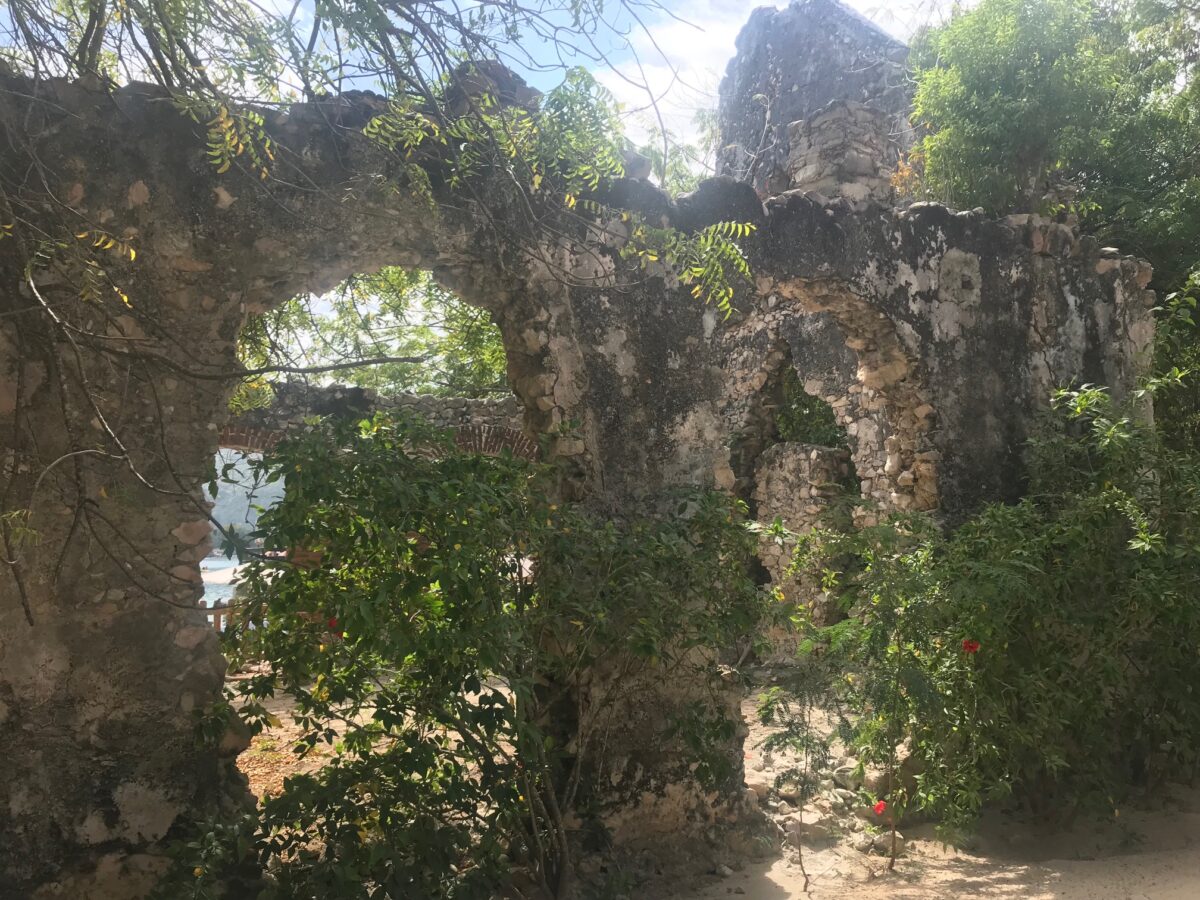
(593, 0), (964, 153)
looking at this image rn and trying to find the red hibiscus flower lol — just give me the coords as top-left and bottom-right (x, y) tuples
(874, 800), (887, 816)
(327, 617), (339, 630)
(962, 638), (981, 654)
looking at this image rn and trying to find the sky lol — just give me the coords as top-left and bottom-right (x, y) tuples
(581, 0), (966, 149)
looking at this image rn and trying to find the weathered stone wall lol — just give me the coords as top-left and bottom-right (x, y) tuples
(753, 443), (852, 634)
(0, 75), (757, 895)
(785, 101), (898, 207)
(742, 196), (1154, 520)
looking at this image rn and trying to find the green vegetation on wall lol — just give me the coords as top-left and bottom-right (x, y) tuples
(775, 367), (846, 448)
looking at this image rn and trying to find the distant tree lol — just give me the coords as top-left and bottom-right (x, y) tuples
(632, 108), (722, 195)
(909, 0), (1198, 279)
(239, 270), (508, 399)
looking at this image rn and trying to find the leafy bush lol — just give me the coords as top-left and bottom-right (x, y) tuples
(790, 378), (1200, 834)
(775, 367), (845, 448)
(173, 414), (767, 899)
(1155, 270), (1200, 448)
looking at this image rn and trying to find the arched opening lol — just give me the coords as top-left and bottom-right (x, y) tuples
(724, 290), (938, 660)
(760, 350), (860, 638)
(769, 279), (940, 523)
(207, 267), (539, 629)
(775, 365), (848, 449)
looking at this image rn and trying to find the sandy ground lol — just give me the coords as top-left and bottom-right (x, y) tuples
(673, 808), (1200, 900)
(234, 688), (1200, 900)
(674, 811), (1200, 900)
(199, 561), (246, 586)
(669, 696), (1200, 900)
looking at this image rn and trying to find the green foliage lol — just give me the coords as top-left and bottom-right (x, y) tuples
(1154, 269), (1200, 448)
(241, 270), (508, 398)
(621, 219), (756, 316)
(169, 413), (767, 898)
(632, 109), (721, 195)
(910, 0), (1115, 213)
(178, 100), (276, 180)
(910, 0), (1200, 269)
(775, 368), (845, 447)
(790, 379), (1200, 834)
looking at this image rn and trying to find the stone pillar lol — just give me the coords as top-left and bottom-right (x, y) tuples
(0, 74), (467, 896)
(786, 101), (899, 206)
(0, 312), (246, 897)
(716, 0), (911, 194)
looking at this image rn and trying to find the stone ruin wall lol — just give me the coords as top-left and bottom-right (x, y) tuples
(753, 442), (853, 646)
(716, 0), (913, 195)
(712, 0), (1154, 619)
(0, 1), (1158, 895)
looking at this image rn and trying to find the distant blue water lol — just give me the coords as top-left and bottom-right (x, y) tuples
(201, 583), (237, 606)
(199, 555), (242, 608)
(211, 449), (283, 533)
(202, 448), (276, 627)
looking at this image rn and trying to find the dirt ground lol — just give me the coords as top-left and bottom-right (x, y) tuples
(672, 799), (1200, 900)
(664, 696), (1200, 900)
(235, 688), (1200, 900)
(232, 682), (335, 799)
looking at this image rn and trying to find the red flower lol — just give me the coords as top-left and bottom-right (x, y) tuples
(962, 638), (981, 654)
(327, 617), (338, 630)
(873, 800), (887, 816)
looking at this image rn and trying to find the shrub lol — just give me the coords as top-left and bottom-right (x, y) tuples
(171, 413), (767, 899)
(791, 379), (1200, 835)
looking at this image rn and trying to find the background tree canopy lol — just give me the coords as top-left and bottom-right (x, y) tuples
(910, 0), (1199, 278)
(237, 270), (509, 399)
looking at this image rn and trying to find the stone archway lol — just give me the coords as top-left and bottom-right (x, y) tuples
(723, 280), (938, 530)
(0, 75), (557, 897)
(0, 74), (761, 896)
(767, 279), (939, 522)
(722, 282), (938, 643)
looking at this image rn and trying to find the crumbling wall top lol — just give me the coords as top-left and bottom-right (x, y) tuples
(716, 0), (911, 195)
